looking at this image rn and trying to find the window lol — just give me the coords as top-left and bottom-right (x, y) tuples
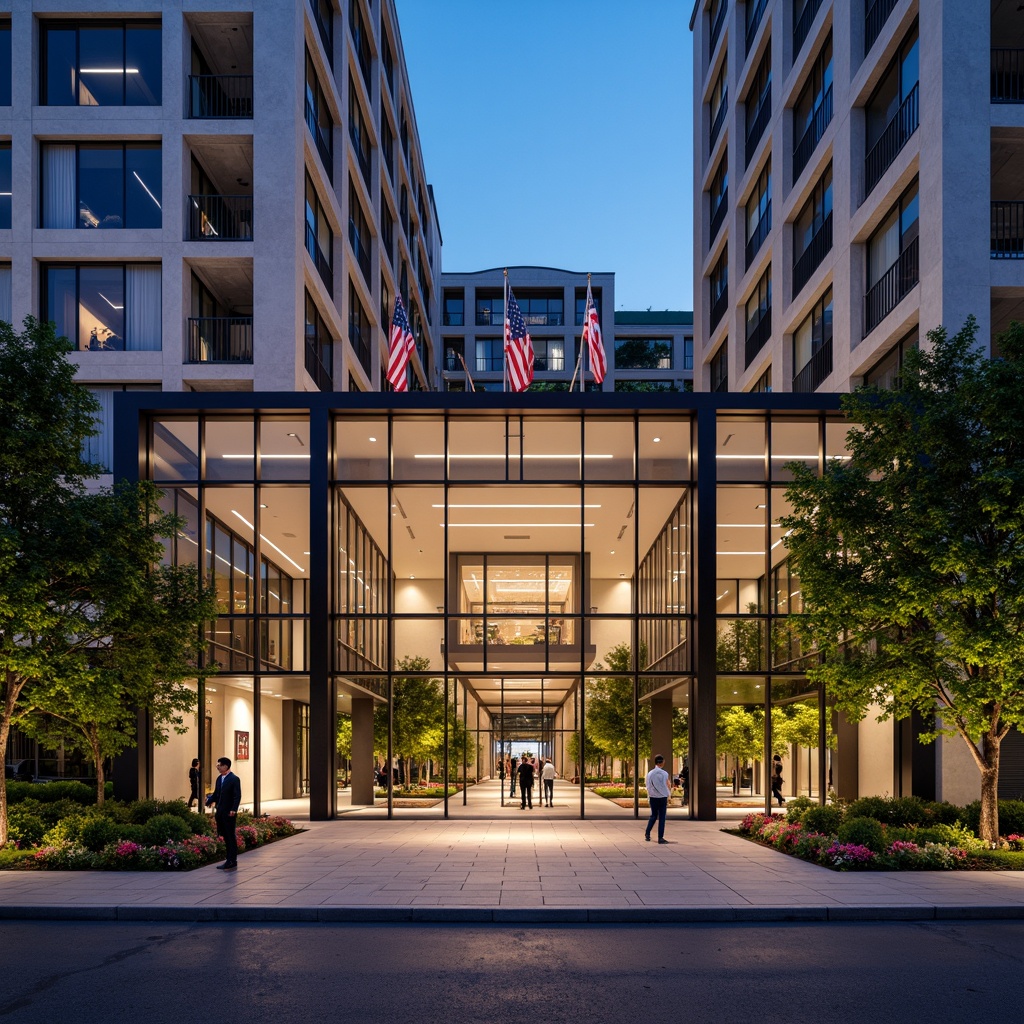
(794, 0), (824, 59)
(305, 171), (333, 292)
(863, 328), (918, 388)
(864, 24), (919, 196)
(745, 46), (771, 165)
(400, 110), (409, 157)
(349, 1), (371, 88)
(709, 150), (728, 243)
(746, 0), (768, 52)
(745, 159), (771, 269)
(348, 80), (371, 184)
(305, 49), (334, 178)
(710, 340), (729, 392)
(532, 338), (565, 372)
(575, 288), (601, 325)
(709, 246), (729, 332)
(476, 293), (504, 326)
(793, 33), (833, 180)
(348, 281), (372, 375)
(380, 188), (394, 266)
(42, 21), (161, 106)
(42, 143), (162, 230)
(865, 180), (919, 332)
(683, 335), (694, 370)
(443, 290), (464, 326)
(85, 383), (160, 472)
(304, 289), (334, 391)
(614, 338), (672, 370)
(792, 163), (833, 296)
(0, 20), (10, 106)
(348, 180), (371, 285)
(381, 117), (394, 182)
(709, 0), (727, 56)
(515, 295), (563, 327)
(309, 0), (333, 61)
(709, 58), (728, 151)
(381, 21), (394, 95)
(0, 144), (10, 229)
(744, 266), (771, 367)
(792, 285), (833, 391)
(475, 338), (504, 372)
(0, 263), (11, 323)
(750, 366), (772, 392)
(43, 263), (161, 352)
(399, 183), (410, 237)
(380, 274), (392, 338)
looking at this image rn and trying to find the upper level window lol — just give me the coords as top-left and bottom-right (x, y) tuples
(443, 290), (464, 326)
(793, 33), (833, 179)
(517, 295), (563, 327)
(710, 339), (728, 392)
(709, 58), (728, 151)
(42, 21), (161, 106)
(744, 47), (771, 165)
(42, 143), (162, 229)
(381, 20), (394, 96)
(575, 289), (601, 325)
(305, 48), (334, 178)
(349, 0), (371, 89)
(0, 20), (10, 106)
(348, 179), (371, 285)
(349, 80), (371, 185)
(0, 144), (10, 229)
(864, 24), (919, 196)
(745, 159), (771, 268)
(709, 150), (729, 243)
(614, 338), (672, 370)
(863, 328), (918, 389)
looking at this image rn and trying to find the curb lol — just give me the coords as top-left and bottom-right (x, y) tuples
(1, 904), (1023, 924)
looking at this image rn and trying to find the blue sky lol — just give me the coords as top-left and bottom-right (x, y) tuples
(393, 0), (693, 312)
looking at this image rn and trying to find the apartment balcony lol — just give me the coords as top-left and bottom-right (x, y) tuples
(992, 49), (1024, 103)
(794, 0), (824, 61)
(745, 0), (768, 54)
(710, 191), (728, 244)
(792, 212), (833, 298)
(709, 98), (728, 152)
(709, 287), (729, 333)
(865, 0), (899, 54)
(308, 0), (333, 65)
(864, 237), (919, 335)
(745, 85), (771, 166)
(793, 86), (833, 181)
(744, 308), (771, 368)
(745, 203), (771, 270)
(991, 201), (1024, 258)
(709, 1), (727, 57)
(865, 85), (919, 198)
(188, 75), (253, 119)
(187, 317), (253, 364)
(305, 98), (333, 181)
(187, 195), (253, 241)
(305, 223), (333, 297)
(792, 337), (833, 392)
(304, 339), (333, 391)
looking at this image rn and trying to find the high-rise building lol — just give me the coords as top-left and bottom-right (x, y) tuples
(691, 0), (1018, 394)
(0, 1), (441, 475)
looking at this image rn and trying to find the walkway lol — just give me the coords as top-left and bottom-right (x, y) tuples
(3, 814), (1024, 924)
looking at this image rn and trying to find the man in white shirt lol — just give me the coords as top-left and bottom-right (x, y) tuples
(644, 754), (672, 844)
(541, 758), (556, 807)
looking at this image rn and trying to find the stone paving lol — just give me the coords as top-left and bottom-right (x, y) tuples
(3, 815), (1024, 923)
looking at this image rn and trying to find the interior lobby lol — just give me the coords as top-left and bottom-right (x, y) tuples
(112, 392), (847, 821)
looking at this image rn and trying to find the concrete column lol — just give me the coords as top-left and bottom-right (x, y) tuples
(350, 697), (375, 805)
(833, 709), (859, 801)
(650, 698), (674, 774)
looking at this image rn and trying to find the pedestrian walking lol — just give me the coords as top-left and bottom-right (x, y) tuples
(509, 755), (518, 798)
(187, 758), (201, 809)
(644, 754), (671, 844)
(541, 758), (556, 807)
(517, 756), (535, 809)
(771, 754), (786, 806)
(206, 756), (242, 869)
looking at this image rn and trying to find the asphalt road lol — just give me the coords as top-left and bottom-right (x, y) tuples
(0, 920), (1019, 1024)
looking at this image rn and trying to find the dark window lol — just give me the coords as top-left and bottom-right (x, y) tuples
(476, 293), (504, 326)
(792, 163), (833, 296)
(348, 80), (371, 185)
(709, 150), (729, 243)
(516, 295), (563, 327)
(348, 281), (372, 375)
(381, 117), (394, 182)
(305, 49), (334, 179)
(683, 335), (694, 370)
(400, 110), (409, 157)
(710, 340), (729, 392)
(309, 0), (333, 62)
(709, 59), (728, 151)
(381, 20), (394, 95)
(709, 246), (729, 332)
(305, 171), (333, 293)
(0, 20), (10, 106)
(709, 0), (727, 56)
(792, 285), (833, 391)
(399, 183), (410, 238)
(349, 1), (372, 88)
(794, 0), (824, 60)
(793, 33), (833, 180)
(42, 21), (161, 106)
(0, 144), (10, 229)
(380, 274), (391, 339)
(744, 266), (771, 367)
(745, 159), (771, 269)
(745, 47), (771, 165)
(380, 188), (394, 266)
(864, 24), (919, 196)
(575, 288), (601, 325)
(751, 366), (772, 392)
(443, 290), (464, 326)
(41, 142), (162, 229)
(348, 180), (371, 285)
(614, 338), (672, 370)
(304, 289), (334, 391)
(746, 0), (768, 53)
(862, 328), (918, 388)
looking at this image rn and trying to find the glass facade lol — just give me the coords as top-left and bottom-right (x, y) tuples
(120, 395), (846, 822)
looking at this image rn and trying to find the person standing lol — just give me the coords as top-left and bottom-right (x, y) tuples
(509, 755), (518, 798)
(206, 756), (242, 869)
(541, 758), (556, 807)
(771, 754), (786, 806)
(644, 754), (671, 844)
(517, 756), (535, 809)
(187, 758), (201, 809)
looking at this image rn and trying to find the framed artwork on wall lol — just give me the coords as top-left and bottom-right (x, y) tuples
(234, 730), (250, 761)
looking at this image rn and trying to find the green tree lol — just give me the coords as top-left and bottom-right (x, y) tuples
(716, 604), (765, 671)
(613, 338), (672, 369)
(566, 730), (601, 779)
(783, 317), (1024, 843)
(0, 319), (214, 837)
(716, 706), (762, 770)
(586, 643), (650, 785)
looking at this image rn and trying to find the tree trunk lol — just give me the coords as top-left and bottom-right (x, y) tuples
(979, 730), (1001, 845)
(0, 710), (10, 848)
(90, 731), (105, 806)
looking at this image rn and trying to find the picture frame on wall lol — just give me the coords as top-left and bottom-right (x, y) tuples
(235, 730), (250, 761)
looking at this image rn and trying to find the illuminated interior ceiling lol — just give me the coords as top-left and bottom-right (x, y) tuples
(463, 676), (577, 714)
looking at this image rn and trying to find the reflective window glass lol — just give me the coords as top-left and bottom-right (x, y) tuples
(78, 27), (125, 106)
(260, 418), (311, 481)
(716, 417), (765, 481)
(79, 146), (124, 228)
(125, 24), (162, 105)
(205, 418), (255, 481)
(126, 145), (162, 228)
(78, 266), (124, 350)
(152, 419), (199, 481)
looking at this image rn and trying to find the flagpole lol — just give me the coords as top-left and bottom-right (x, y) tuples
(503, 268), (509, 393)
(456, 351), (476, 392)
(568, 273), (589, 392)
(582, 273), (591, 393)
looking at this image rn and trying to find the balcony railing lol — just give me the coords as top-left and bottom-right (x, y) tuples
(309, 0), (333, 64)
(745, 84), (771, 165)
(864, 84), (919, 197)
(745, 0), (768, 53)
(304, 340), (333, 391)
(744, 307), (771, 368)
(992, 49), (1024, 103)
(351, 325), (373, 376)
(709, 1), (727, 56)
(350, 225), (371, 284)
(305, 223), (333, 296)
(792, 211), (833, 298)
(188, 75), (253, 119)
(443, 311), (464, 326)
(709, 96), (728, 151)
(991, 201), (1024, 258)
(793, 0), (824, 61)
(305, 99), (333, 180)
(187, 194), (253, 241)
(709, 286), (729, 333)
(187, 317), (253, 364)
(745, 201), (771, 270)
(710, 190), (728, 242)
(792, 337), (833, 392)
(864, 236), (919, 335)
(793, 85), (833, 181)
(865, 0), (898, 54)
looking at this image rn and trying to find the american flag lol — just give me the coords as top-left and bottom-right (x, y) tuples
(504, 286), (534, 392)
(385, 295), (415, 391)
(581, 283), (606, 384)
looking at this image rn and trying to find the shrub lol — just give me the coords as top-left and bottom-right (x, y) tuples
(7, 810), (47, 848)
(961, 800), (1024, 839)
(929, 821), (985, 853)
(844, 796), (891, 823)
(6, 780), (94, 806)
(143, 814), (192, 846)
(784, 795), (815, 824)
(802, 804), (844, 836)
(837, 816), (886, 853)
(79, 816), (123, 853)
(41, 815), (88, 848)
(824, 842), (876, 869)
(127, 799), (164, 825)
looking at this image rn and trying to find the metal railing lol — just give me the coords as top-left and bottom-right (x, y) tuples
(349, 223), (371, 284)
(992, 49), (1024, 102)
(744, 307), (771, 368)
(793, 84), (832, 181)
(991, 201), (1024, 258)
(350, 123), (371, 185)
(305, 98), (333, 179)
(709, 0), (727, 56)
(746, 202), (771, 270)
(864, 237), (919, 335)
(188, 75), (253, 119)
(865, 0), (898, 54)
(304, 340), (333, 392)
(792, 211), (833, 298)
(792, 337), (833, 392)
(309, 0), (333, 64)
(793, 0), (824, 60)
(745, 0), (768, 54)
(305, 223), (333, 296)
(710, 189), (728, 242)
(351, 325), (373, 375)
(186, 317), (253, 363)
(709, 94), (728, 151)
(187, 194), (252, 241)
(745, 84), (771, 165)
(864, 84), (919, 196)
(709, 286), (729, 333)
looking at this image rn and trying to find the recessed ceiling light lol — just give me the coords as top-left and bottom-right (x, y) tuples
(409, 575), (415, 579)
(259, 503), (268, 508)
(369, 436), (377, 442)
(653, 437), (661, 443)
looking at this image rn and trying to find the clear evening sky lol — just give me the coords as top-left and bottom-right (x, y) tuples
(393, 0), (693, 312)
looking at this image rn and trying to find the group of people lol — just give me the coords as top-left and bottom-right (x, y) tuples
(187, 756), (242, 871)
(499, 754), (556, 809)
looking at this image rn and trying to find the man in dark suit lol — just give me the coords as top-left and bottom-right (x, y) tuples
(206, 756), (241, 870)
